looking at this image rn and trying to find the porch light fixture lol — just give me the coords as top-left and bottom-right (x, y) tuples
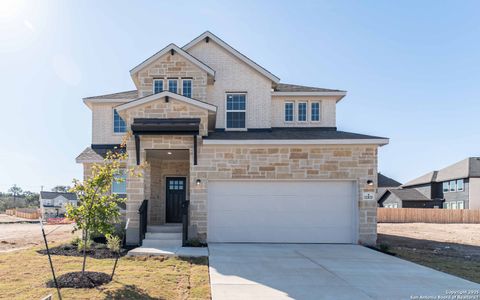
(367, 180), (374, 186)
(167, 151), (172, 155)
(196, 179), (201, 185)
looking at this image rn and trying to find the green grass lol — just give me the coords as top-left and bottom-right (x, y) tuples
(0, 244), (210, 299)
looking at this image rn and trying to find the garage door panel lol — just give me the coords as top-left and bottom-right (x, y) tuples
(207, 180), (356, 243)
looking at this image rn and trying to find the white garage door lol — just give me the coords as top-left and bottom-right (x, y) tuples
(207, 180), (357, 243)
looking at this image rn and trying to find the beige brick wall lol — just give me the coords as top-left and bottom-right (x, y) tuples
(136, 52), (208, 100)
(186, 40), (273, 129)
(271, 96), (337, 127)
(91, 103), (125, 145)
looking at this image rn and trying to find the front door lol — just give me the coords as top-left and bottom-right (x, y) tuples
(166, 177), (186, 223)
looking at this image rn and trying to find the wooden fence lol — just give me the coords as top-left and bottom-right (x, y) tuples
(377, 208), (480, 223)
(4, 208), (40, 220)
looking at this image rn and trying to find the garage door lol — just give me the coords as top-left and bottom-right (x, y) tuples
(207, 180), (356, 243)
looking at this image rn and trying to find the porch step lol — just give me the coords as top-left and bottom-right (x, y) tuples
(142, 239), (182, 248)
(147, 224), (182, 233)
(145, 232), (182, 240)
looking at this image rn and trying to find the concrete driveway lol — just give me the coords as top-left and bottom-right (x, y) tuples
(209, 244), (480, 300)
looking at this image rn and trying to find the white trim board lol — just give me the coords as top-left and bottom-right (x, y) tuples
(115, 91), (217, 112)
(203, 138), (389, 146)
(183, 31), (280, 83)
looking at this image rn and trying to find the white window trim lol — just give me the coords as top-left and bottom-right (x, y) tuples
(181, 78), (193, 98)
(153, 79), (164, 94)
(168, 78), (179, 94)
(112, 109), (126, 135)
(284, 101), (294, 123)
(310, 101), (321, 122)
(297, 101), (308, 122)
(449, 180), (456, 192)
(225, 93), (247, 131)
(457, 201), (464, 209)
(457, 179), (464, 192)
(443, 182), (449, 193)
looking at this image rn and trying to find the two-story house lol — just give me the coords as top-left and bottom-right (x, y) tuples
(76, 31), (389, 247)
(378, 157), (480, 209)
(40, 191), (78, 220)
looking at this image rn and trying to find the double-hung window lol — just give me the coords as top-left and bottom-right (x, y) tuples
(284, 102), (294, 122)
(442, 182), (449, 193)
(113, 109), (126, 133)
(457, 179), (464, 191)
(168, 79), (178, 93)
(112, 169), (127, 194)
(153, 79), (164, 94)
(182, 79), (192, 98)
(311, 102), (320, 121)
(226, 94), (246, 129)
(298, 102), (307, 122)
(449, 180), (456, 192)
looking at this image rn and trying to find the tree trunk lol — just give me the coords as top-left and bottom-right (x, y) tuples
(81, 229), (87, 275)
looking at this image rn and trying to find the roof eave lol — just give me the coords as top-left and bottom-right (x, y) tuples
(203, 138), (389, 145)
(272, 91), (347, 99)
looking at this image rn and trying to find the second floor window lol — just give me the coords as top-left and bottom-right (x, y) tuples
(449, 180), (456, 192)
(284, 102), (294, 122)
(182, 79), (192, 98)
(153, 79), (163, 94)
(311, 102), (320, 121)
(443, 182), (449, 193)
(113, 109), (126, 133)
(298, 102), (307, 122)
(226, 94), (246, 129)
(457, 179), (464, 192)
(168, 79), (178, 93)
(112, 169), (127, 194)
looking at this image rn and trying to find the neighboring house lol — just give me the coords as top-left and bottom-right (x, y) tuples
(378, 188), (444, 208)
(39, 191), (77, 219)
(376, 173), (402, 204)
(76, 31), (389, 246)
(382, 157), (480, 209)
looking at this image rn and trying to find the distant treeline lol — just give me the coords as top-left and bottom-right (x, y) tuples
(0, 185), (70, 212)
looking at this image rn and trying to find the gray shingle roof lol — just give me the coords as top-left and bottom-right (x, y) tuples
(378, 173), (402, 188)
(388, 188), (430, 201)
(403, 157), (480, 187)
(84, 90), (138, 100)
(204, 128), (387, 140)
(40, 191), (77, 201)
(274, 83), (345, 93)
(76, 144), (125, 163)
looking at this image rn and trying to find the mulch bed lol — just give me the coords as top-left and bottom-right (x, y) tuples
(46, 271), (111, 288)
(37, 244), (127, 259)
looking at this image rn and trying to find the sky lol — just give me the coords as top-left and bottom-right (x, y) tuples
(0, 0), (479, 192)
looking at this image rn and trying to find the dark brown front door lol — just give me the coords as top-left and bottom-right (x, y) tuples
(166, 177), (186, 223)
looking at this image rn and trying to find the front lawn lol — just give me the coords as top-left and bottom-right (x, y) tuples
(0, 246), (210, 299)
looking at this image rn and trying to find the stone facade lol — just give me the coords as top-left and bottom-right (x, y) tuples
(136, 52), (208, 100)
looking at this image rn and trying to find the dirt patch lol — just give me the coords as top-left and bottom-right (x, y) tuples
(37, 244), (127, 259)
(0, 223), (76, 252)
(47, 271), (111, 288)
(378, 223), (480, 283)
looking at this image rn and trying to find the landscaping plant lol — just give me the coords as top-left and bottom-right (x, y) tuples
(66, 138), (143, 276)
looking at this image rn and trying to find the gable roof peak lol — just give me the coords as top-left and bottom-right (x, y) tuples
(183, 31), (280, 83)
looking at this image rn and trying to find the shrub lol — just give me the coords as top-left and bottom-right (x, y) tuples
(185, 238), (207, 247)
(378, 243), (390, 253)
(77, 239), (93, 252)
(70, 236), (81, 246)
(106, 234), (121, 253)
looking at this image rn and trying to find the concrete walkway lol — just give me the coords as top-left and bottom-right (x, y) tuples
(127, 246), (208, 257)
(209, 243), (480, 300)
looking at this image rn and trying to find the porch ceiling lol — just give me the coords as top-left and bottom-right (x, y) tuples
(146, 149), (189, 161)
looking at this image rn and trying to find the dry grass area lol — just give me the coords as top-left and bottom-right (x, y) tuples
(0, 223), (76, 252)
(378, 223), (480, 283)
(0, 244), (211, 299)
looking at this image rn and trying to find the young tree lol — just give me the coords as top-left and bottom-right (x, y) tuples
(66, 142), (141, 274)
